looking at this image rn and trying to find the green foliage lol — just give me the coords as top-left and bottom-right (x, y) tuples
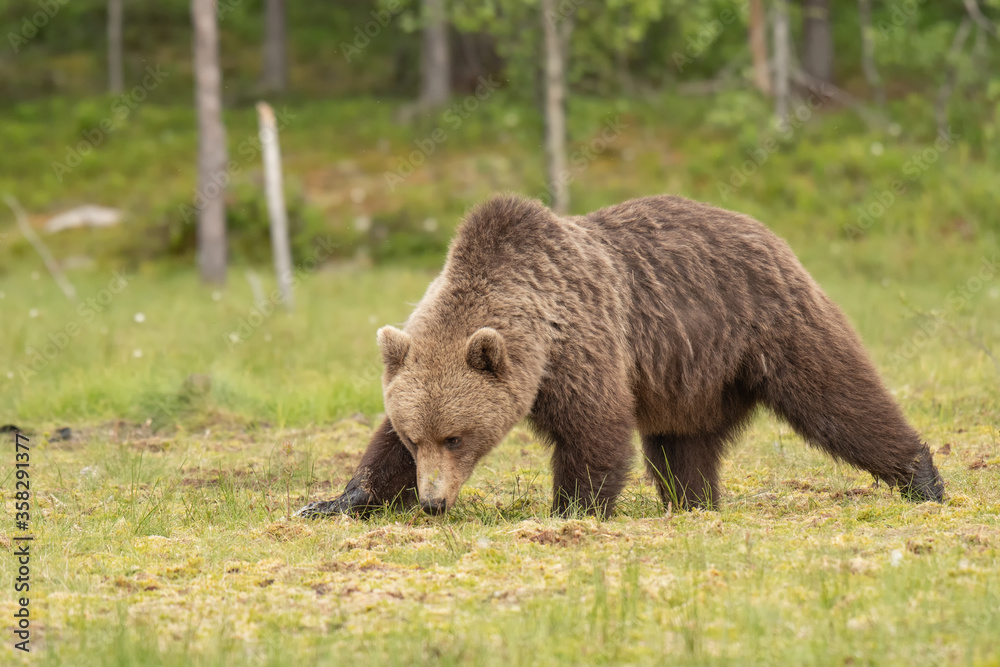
(142, 181), (330, 265)
(1, 93), (998, 276)
(2, 0), (999, 126)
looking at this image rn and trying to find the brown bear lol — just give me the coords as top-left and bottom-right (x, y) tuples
(297, 194), (943, 519)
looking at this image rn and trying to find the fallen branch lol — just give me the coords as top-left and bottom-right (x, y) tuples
(963, 0), (997, 38)
(3, 194), (77, 302)
(790, 67), (888, 129)
(676, 54), (749, 96)
(677, 77), (745, 96)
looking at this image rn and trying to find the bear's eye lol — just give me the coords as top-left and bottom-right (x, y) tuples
(444, 436), (462, 450)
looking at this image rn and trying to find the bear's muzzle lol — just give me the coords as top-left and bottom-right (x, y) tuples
(419, 498), (448, 515)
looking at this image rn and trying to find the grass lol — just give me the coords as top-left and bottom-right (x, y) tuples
(0, 93), (998, 664)
(1, 239), (997, 430)
(0, 258), (998, 666)
(1, 413), (998, 665)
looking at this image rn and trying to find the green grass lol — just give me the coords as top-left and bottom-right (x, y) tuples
(0, 94), (999, 665)
(1, 236), (997, 430)
(1, 412), (998, 665)
(0, 256), (998, 666)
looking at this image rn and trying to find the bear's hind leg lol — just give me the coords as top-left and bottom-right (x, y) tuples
(296, 417), (418, 518)
(642, 432), (726, 510)
(763, 328), (944, 502)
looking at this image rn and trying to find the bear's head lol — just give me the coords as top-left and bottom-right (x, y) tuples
(376, 324), (522, 515)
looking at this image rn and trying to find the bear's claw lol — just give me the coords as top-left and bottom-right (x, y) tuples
(897, 449), (945, 503)
(294, 486), (374, 519)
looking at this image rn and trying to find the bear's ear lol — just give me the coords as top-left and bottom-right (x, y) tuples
(465, 327), (508, 376)
(377, 326), (411, 377)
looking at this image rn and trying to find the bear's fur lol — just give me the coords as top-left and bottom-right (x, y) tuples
(298, 194), (944, 519)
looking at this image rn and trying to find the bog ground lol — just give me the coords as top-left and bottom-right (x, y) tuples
(1, 91), (999, 667)
(1, 258), (998, 666)
(4, 0), (1000, 662)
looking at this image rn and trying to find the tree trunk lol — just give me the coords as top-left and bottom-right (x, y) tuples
(857, 0), (885, 108)
(773, 0), (790, 120)
(541, 0), (569, 215)
(192, 0), (228, 285)
(107, 0), (123, 94)
(801, 0), (833, 84)
(257, 101), (294, 311)
(262, 0), (287, 92)
(749, 0), (771, 96)
(419, 0), (450, 106)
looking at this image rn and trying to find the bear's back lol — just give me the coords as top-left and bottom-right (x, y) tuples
(578, 195), (830, 424)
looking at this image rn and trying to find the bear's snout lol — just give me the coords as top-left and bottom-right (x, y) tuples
(419, 498), (448, 515)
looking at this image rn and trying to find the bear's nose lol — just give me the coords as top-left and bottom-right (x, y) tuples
(420, 498), (447, 515)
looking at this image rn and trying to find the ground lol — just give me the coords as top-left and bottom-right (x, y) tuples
(0, 95), (998, 665)
(0, 263), (998, 666)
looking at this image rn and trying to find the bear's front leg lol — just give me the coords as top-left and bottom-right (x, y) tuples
(548, 417), (635, 518)
(534, 389), (635, 518)
(296, 417), (417, 518)
(531, 356), (637, 519)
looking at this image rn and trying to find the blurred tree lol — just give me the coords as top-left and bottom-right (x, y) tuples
(192, 0), (228, 284)
(857, 0), (884, 107)
(801, 0), (833, 83)
(449, 0), (668, 98)
(773, 0), (790, 119)
(749, 0), (770, 95)
(262, 0), (287, 93)
(107, 0), (123, 93)
(420, 0), (451, 106)
(542, 0), (570, 214)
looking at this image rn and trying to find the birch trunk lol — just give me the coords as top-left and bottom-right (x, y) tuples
(542, 0), (569, 215)
(419, 0), (450, 106)
(108, 0), (123, 94)
(257, 101), (294, 311)
(262, 0), (287, 92)
(773, 0), (790, 121)
(749, 0), (771, 96)
(192, 0), (228, 284)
